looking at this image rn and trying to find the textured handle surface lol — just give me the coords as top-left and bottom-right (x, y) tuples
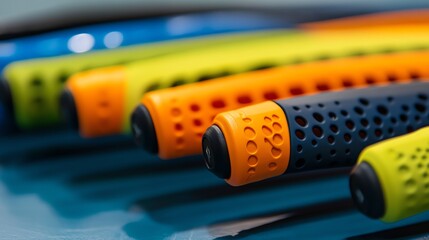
(140, 51), (429, 159)
(279, 82), (429, 173)
(5, 30), (278, 130)
(207, 82), (429, 186)
(353, 127), (429, 222)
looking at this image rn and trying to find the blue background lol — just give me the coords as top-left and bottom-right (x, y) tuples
(0, 131), (428, 239)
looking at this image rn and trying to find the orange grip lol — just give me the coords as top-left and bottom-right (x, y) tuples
(66, 66), (126, 137)
(140, 50), (429, 160)
(301, 9), (429, 30)
(212, 101), (290, 186)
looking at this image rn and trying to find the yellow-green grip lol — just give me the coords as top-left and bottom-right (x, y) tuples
(122, 27), (429, 132)
(3, 30), (280, 129)
(350, 126), (429, 222)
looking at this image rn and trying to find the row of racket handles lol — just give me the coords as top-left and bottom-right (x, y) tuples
(134, 82), (429, 223)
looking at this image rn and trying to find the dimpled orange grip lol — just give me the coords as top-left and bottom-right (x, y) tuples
(66, 66), (126, 137)
(301, 9), (429, 30)
(212, 101), (290, 186)
(140, 51), (429, 160)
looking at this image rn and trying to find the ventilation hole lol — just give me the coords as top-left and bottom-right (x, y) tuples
(361, 119), (369, 127)
(400, 114), (408, 122)
(58, 72), (69, 83)
(377, 105), (389, 115)
(316, 154), (322, 161)
(237, 95), (252, 104)
(354, 107), (364, 116)
(264, 91), (278, 100)
(388, 128), (394, 135)
(293, 106), (300, 111)
(211, 99), (226, 108)
(295, 158), (306, 169)
(415, 115), (421, 123)
(99, 101), (109, 108)
(410, 71), (421, 80)
(327, 135), (335, 144)
(330, 124), (339, 133)
(215, 70), (231, 78)
(345, 149), (351, 155)
(197, 74), (213, 82)
(374, 129), (382, 138)
(387, 73), (397, 82)
(359, 130), (368, 140)
(407, 125), (414, 133)
(415, 103), (426, 113)
(359, 98), (369, 106)
(328, 112), (337, 120)
(175, 123), (183, 131)
(418, 93), (427, 101)
(318, 103), (325, 108)
(33, 97), (44, 104)
(387, 96), (394, 102)
(365, 76), (376, 85)
(373, 117), (382, 126)
(251, 63), (275, 71)
(311, 140), (317, 146)
(342, 78), (353, 87)
(344, 133), (351, 143)
(290, 87), (304, 96)
(193, 119), (202, 126)
(171, 79), (186, 87)
(316, 83), (330, 91)
(297, 145), (303, 153)
(341, 110), (348, 116)
(295, 130), (305, 140)
(402, 105), (410, 112)
(145, 83), (160, 93)
(295, 116), (308, 127)
(346, 120), (355, 130)
(305, 105), (311, 109)
(313, 113), (324, 123)
(312, 126), (323, 138)
(391, 117), (397, 125)
(330, 149), (337, 156)
(334, 101), (340, 105)
(31, 77), (43, 87)
(190, 104), (200, 112)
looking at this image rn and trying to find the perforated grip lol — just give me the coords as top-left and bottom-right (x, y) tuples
(207, 82), (429, 186)
(278, 82), (429, 173)
(350, 127), (429, 222)
(138, 51), (429, 159)
(77, 26), (429, 139)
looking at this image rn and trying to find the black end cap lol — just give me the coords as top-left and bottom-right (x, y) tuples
(0, 79), (14, 116)
(202, 125), (231, 179)
(131, 104), (158, 154)
(349, 162), (386, 219)
(59, 88), (79, 130)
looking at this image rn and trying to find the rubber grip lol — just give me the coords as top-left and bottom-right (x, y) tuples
(351, 127), (429, 222)
(208, 82), (429, 186)
(300, 9), (429, 30)
(4, 30), (283, 130)
(139, 51), (429, 159)
(69, 26), (429, 138)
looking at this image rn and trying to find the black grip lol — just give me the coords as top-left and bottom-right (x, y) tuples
(275, 82), (429, 173)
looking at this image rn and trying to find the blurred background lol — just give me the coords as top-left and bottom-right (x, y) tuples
(1, 1), (429, 239)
